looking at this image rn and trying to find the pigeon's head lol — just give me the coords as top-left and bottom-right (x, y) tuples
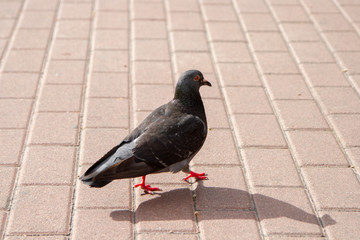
(175, 70), (211, 100)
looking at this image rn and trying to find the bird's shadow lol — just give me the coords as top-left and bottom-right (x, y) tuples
(110, 184), (336, 228)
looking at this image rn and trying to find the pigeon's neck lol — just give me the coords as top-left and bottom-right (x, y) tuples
(173, 90), (207, 124)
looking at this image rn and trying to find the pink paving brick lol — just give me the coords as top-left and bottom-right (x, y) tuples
(135, 185), (197, 233)
(3, 49), (45, 72)
(0, 99), (33, 129)
(291, 42), (335, 63)
(194, 128), (240, 165)
(0, 19), (15, 38)
(29, 112), (79, 145)
(203, 99), (230, 129)
(88, 72), (128, 98)
(138, 233), (197, 240)
(94, 29), (128, 50)
(341, 6), (360, 21)
(199, 210), (261, 240)
(166, 0), (200, 12)
(254, 187), (322, 235)
(346, 147), (360, 170)
(241, 13), (278, 32)
(249, 32), (287, 52)
(0, 211), (6, 238)
(302, 0), (339, 13)
(315, 87), (360, 114)
(132, 2), (165, 20)
(19, 146), (76, 185)
(223, 86), (273, 114)
(194, 166), (252, 210)
(0, 1), (21, 18)
(91, 50), (128, 72)
(56, 20), (91, 39)
(72, 209), (132, 240)
(97, 0), (128, 11)
(336, 52), (360, 74)
(170, 31), (208, 52)
(272, 5), (311, 23)
(281, 23), (321, 42)
(96, 11), (128, 29)
(84, 98), (129, 128)
(312, 13), (353, 31)
(77, 165), (131, 209)
(320, 211), (360, 240)
(212, 42), (252, 63)
(59, 2), (92, 20)
(241, 148), (303, 187)
(7, 185), (72, 234)
(132, 20), (167, 39)
(273, 100), (329, 130)
(37, 84), (83, 112)
(5, 236), (66, 240)
(133, 39), (170, 61)
(329, 114), (360, 147)
(0, 73), (39, 98)
(287, 130), (349, 166)
(44, 60), (86, 84)
(79, 128), (129, 165)
(206, 22), (245, 42)
(12, 29), (51, 49)
(25, 0), (59, 11)
(235, 0), (269, 13)
(216, 63), (262, 86)
(173, 52), (214, 75)
(264, 74), (312, 100)
(132, 61), (173, 85)
(133, 84), (174, 111)
(255, 52), (299, 74)
(0, 129), (25, 165)
(232, 114), (287, 147)
(19, 11), (55, 29)
(168, 12), (204, 31)
(51, 39), (88, 60)
(324, 32), (360, 52)
(202, 5), (237, 22)
(0, 167), (17, 210)
(301, 63), (350, 86)
(302, 168), (360, 209)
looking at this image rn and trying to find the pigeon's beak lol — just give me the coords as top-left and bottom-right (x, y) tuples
(201, 79), (212, 87)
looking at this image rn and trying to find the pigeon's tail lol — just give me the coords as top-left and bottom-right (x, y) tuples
(80, 176), (112, 188)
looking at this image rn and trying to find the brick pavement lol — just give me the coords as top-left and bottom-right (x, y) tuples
(0, 0), (359, 239)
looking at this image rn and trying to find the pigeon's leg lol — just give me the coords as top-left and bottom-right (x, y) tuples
(134, 176), (161, 195)
(183, 171), (208, 183)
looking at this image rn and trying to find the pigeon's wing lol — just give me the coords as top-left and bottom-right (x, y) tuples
(133, 113), (207, 171)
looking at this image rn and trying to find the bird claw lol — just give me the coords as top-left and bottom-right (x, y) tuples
(134, 183), (162, 195)
(183, 171), (208, 184)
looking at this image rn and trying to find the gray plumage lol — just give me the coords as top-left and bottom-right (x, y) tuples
(80, 70), (211, 188)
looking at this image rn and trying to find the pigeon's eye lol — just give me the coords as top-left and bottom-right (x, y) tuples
(194, 75), (200, 81)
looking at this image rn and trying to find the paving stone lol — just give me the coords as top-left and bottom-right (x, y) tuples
(342, 6), (360, 21)
(5, 236), (66, 240)
(281, 23), (321, 42)
(312, 13), (353, 31)
(199, 210), (261, 240)
(7, 185), (72, 234)
(37, 85), (83, 112)
(0, 73), (39, 98)
(203, 99), (230, 129)
(194, 129), (240, 165)
(346, 147), (360, 170)
(206, 22), (245, 42)
(72, 209), (132, 240)
(320, 211), (360, 240)
(256, 52), (299, 74)
(0, 129), (25, 165)
(170, 31), (208, 52)
(235, 0), (269, 13)
(272, 5), (311, 22)
(56, 20), (91, 39)
(316, 87), (360, 114)
(302, 0), (339, 13)
(135, 185), (196, 233)
(29, 112), (79, 145)
(254, 187), (322, 235)
(287, 130), (348, 166)
(132, 20), (167, 39)
(97, 0), (128, 11)
(241, 13), (278, 31)
(0, 1), (21, 18)
(302, 168), (360, 209)
(336, 52), (360, 74)
(88, 72), (128, 98)
(329, 114), (360, 147)
(224, 86), (273, 114)
(166, 0), (199, 12)
(94, 29), (128, 50)
(133, 39), (170, 61)
(59, 2), (92, 19)
(132, 2), (165, 20)
(0, 211), (6, 238)
(0, 99), (33, 129)
(301, 63), (350, 86)
(133, 61), (173, 85)
(19, 11), (55, 29)
(0, 19), (15, 38)
(138, 233), (197, 240)
(173, 52), (214, 75)
(133, 85), (173, 111)
(264, 74), (312, 100)
(202, 5), (237, 22)
(12, 29), (51, 49)
(77, 165), (131, 208)
(4, 50), (45, 72)
(217, 63), (262, 86)
(194, 166), (252, 210)
(274, 100), (329, 130)
(325, 32), (360, 52)
(45, 60), (86, 84)
(249, 32), (287, 51)
(0, 167), (17, 210)
(291, 42), (334, 63)
(92, 50), (128, 72)
(232, 114), (287, 147)
(168, 12), (204, 31)
(84, 98), (129, 128)
(51, 39), (88, 60)
(79, 128), (129, 165)
(96, 11), (128, 29)
(25, 0), (59, 10)
(241, 148), (302, 187)
(212, 42), (252, 63)
(19, 146), (75, 185)
(0, 39), (7, 59)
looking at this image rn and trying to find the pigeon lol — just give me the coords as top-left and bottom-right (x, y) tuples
(80, 69), (211, 194)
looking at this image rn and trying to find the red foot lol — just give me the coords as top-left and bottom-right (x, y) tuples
(134, 176), (161, 195)
(183, 171), (208, 183)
